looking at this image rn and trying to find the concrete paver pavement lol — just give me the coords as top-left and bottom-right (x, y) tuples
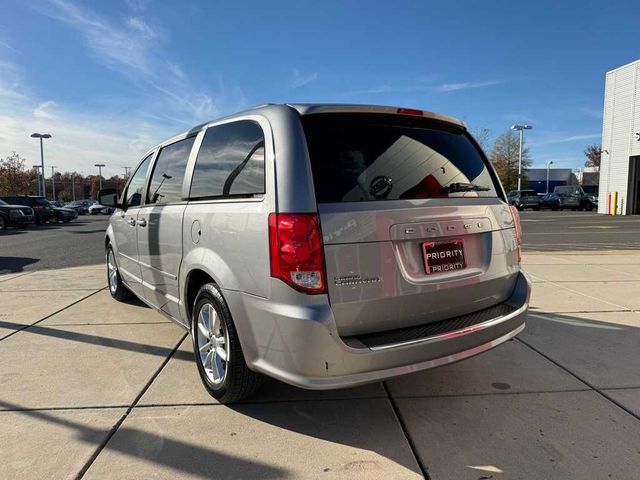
(1, 251), (640, 479)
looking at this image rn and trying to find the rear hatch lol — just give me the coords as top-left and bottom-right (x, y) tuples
(300, 111), (520, 337)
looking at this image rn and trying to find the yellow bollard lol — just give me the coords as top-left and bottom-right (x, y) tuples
(611, 191), (618, 215)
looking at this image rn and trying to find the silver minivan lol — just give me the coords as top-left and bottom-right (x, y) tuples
(100, 104), (531, 403)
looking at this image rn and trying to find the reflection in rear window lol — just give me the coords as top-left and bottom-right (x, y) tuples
(301, 113), (499, 203)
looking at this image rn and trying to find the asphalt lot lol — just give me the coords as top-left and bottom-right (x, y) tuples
(0, 216), (109, 273)
(1, 211), (638, 275)
(521, 211), (640, 251)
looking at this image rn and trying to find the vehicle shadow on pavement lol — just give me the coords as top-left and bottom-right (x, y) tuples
(0, 399), (289, 479)
(0, 230), (27, 236)
(0, 319), (194, 363)
(0, 256), (39, 273)
(228, 399), (423, 477)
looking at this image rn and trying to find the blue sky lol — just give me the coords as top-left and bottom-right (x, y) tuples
(0, 0), (638, 178)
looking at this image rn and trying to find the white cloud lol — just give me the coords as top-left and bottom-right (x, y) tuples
(126, 17), (156, 40)
(36, 0), (239, 124)
(535, 134), (601, 146)
(33, 101), (58, 118)
(436, 80), (503, 93)
(291, 68), (318, 89)
(42, 0), (158, 74)
(125, 0), (151, 12)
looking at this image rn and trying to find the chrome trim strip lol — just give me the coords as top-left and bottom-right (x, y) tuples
(368, 302), (528, 351)
(137, 259), (178, 280)
(117, 251), (139, 265)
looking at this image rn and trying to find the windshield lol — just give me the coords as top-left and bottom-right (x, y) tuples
(301, 113), (499, 203)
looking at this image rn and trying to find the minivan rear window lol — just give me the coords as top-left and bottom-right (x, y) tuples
(301, 113), (499, 203)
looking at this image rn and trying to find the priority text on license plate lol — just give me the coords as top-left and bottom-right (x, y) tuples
(422, 239), (466, 275)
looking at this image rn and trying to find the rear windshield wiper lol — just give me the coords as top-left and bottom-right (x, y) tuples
(441, 182), (490, 193)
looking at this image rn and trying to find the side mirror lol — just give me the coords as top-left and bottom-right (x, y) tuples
(98, 189), (124, 210)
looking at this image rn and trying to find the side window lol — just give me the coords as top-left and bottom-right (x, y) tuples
(124, 154), (153, 208)
(148, 136), (196, 204)
(190, 120), (265, 199)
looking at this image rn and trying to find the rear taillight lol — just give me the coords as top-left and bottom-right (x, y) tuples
(509, 205), (523, 263)
(509, 205), (522, 246)
(268, 213), (327, 294)
(33, 205), (43, 210)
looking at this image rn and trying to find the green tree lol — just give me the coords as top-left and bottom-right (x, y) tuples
(0, 152), (37, 195)
(489, 131), (532, 192)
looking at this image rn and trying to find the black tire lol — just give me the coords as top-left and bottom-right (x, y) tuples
(0, 215), (6, 230)
(63, 219), (70, 223)
(191, 283), (262, 404)
(106, 245), (133, 301)
(533, 207), (540, 211)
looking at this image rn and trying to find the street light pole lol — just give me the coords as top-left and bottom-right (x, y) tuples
(71, 173), (76, 201)
(546, 161), (553, 194)
(94, 164), (106, 191)
(32, 165), (42, 196)
(30, 133), (52, 199)
(50, 166), (57, 200)
(511, 125), (533, 191)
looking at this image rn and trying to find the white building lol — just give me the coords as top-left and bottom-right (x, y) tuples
(599, 59), (640, 214)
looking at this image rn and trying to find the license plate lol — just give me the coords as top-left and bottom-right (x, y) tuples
(422, 239), (465, 274)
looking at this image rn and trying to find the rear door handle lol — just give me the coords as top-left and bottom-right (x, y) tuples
(137, 219), (147, 227)
(127, 218), (136, 226)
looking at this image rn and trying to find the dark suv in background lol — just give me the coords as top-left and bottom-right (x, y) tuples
(0, 199), (35, 229)
(507, 190), (541, 210)
(0, 196), (55, 224)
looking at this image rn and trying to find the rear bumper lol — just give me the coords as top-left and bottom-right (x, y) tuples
(225, 271), (531, 390)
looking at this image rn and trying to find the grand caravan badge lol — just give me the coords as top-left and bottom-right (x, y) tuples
(334, 274), (381, 287)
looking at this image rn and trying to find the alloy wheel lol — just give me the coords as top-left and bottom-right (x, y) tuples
(107, 249), (118, 294)
(195, 302), (229, 385)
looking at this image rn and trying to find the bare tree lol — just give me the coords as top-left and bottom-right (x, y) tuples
(489, 131), (532, 192)
(470, 127), (492, 154)
(0, 152), (37, 195)
(584, 144), (602, 170)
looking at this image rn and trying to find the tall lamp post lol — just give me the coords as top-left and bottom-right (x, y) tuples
(511, 124), (533, 190)
(32, 165), (42, 196)
(94, 164), (106, 192)
(546, 161), (554, 194)
(30, 133), (52, 199)
(50, 166), (57, 201)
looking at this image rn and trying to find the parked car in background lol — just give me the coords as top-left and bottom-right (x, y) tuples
(540, 191), (580, 210)
(0, 199), (35, 230)
(65, 200), (91, 215)
(99, 103), (530, 404)
(507, 189), (541, 210)
(0, 196), (55, 224)
(553, 186), (595, 211)
(88, 203), (114, 215)
(49, 202), (78, 223)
